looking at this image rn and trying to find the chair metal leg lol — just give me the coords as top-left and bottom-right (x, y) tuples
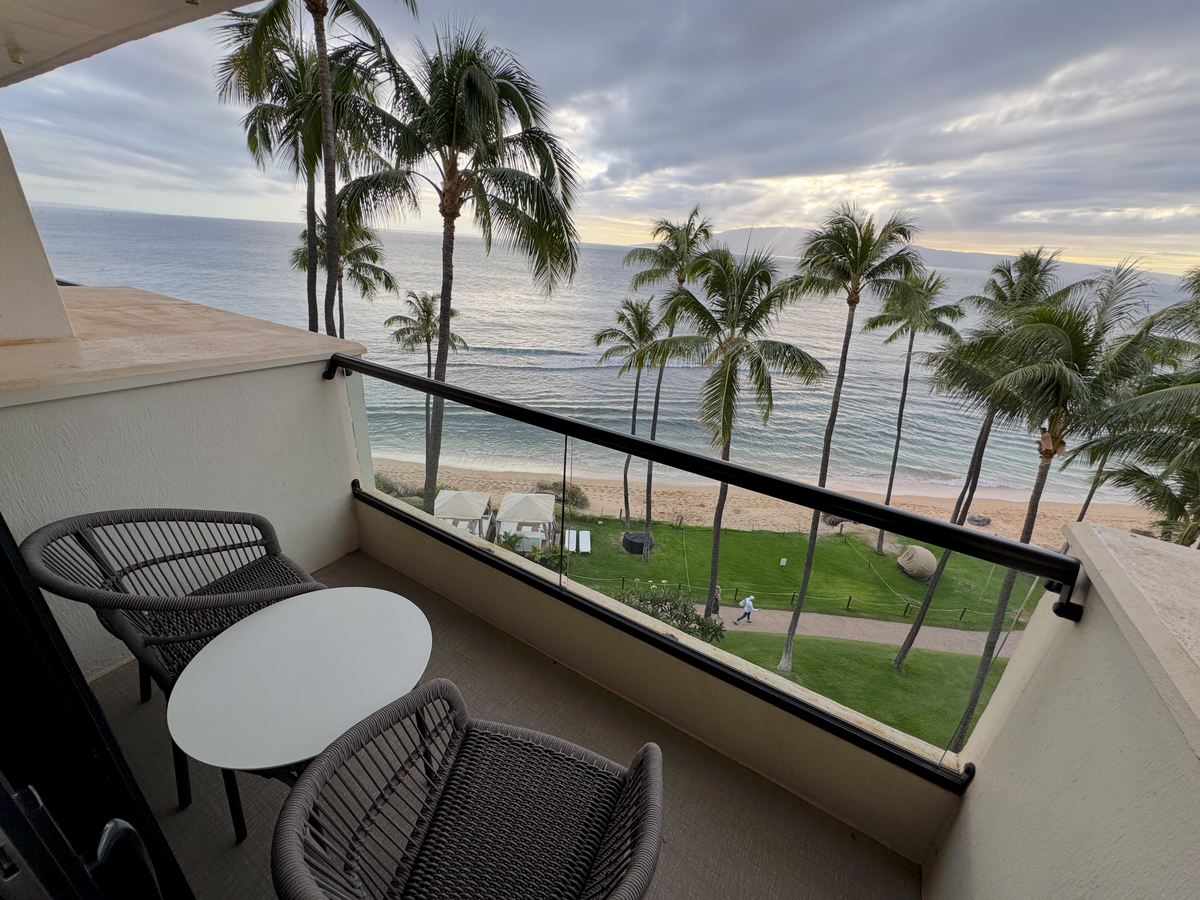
(170, 741), (192, 810)
(222, 770), (248, 844)
(138, 663), (152, 703)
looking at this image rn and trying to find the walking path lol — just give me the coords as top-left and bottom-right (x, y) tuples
(703, 605), (1023, 659)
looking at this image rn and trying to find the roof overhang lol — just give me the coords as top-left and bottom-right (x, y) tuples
(1, 0), (244, 88)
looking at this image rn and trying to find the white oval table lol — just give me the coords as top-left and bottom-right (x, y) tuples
(167, 586), (432, 839)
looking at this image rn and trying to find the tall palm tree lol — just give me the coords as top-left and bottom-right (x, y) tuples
(594, 299), (665, 528)
(385, 290), (468, 442)
(289, 213), (399, 338)
(214, 0), (412, 336)
(947, 264), (1154, 751)
(863, 272), (964, 553)
(649, 247), (825, 617)
(778, 203), (922, 675)
(623, 206), (714, 558)
(1107, 461), (1200, 546)
(340, 22), (579, 512)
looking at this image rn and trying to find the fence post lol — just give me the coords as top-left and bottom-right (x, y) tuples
(960, 607), (966, 620)
(621, 576), (625, 591)
(732, 587), (739, 606)
(846, 595), (852, 610)
(790, 591), (797, 608)
(903, 602), (911, 617)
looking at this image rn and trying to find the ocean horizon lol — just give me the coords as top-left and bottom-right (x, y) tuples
(30, 204), (1189, 503)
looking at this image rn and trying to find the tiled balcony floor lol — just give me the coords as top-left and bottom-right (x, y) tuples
(92, 550), (920, 899)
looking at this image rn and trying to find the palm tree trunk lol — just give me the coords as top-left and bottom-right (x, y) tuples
(1061, 463), (1104, 553)
(306, 1), (339, 338)
(423, 210), (457, 511)
(705, 438), (732, 617)
(337, 276), (344, 340)
(622, 369), (643, 527)
(642, 322), (675, 562)
(950, 447), (1054, 752)
(779, 299), (858, 674)
(424, 341), (432, 447)
(305, 171), (318, 333)
(877, 332), (916, 554)
(892, 411), (995, 669)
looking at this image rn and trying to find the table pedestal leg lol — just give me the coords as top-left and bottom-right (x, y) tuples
(171, 740), (191, 810)
(222, 769), (247, 844)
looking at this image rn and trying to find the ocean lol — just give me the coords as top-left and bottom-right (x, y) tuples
(31, 205), (1185, 501)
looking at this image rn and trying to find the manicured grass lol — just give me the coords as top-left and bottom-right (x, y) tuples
(561, 513), (1038, 632)
(719, 631), (1007, 747)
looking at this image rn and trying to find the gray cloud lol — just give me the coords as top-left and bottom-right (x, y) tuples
(0, 0), (1196, 266)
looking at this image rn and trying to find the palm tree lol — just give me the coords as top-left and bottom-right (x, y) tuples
(215, 8), (397, 334)
(890, 249), (1096, 670)
(778, 203), (922, 675)
(947, 263), (1154, 751)
(214, 0), (412, 337)
(594, 299), (665, 528)
(1107, 461), (1200, 546)
(289, 213), (399, 338)
(863, 272), (964, 553)
(649, 247), (825, 617)
(623, 206), (714, 559)
(385, 290), (468, 443)
(340, 22), (579, 512)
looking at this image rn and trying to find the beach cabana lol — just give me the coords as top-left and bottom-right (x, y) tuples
(434, 490), (492, 537)
(496, 492), (556, 552)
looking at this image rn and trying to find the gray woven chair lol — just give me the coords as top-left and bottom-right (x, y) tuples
(19, 507), (325, 841)
(272, 679), (663, 900)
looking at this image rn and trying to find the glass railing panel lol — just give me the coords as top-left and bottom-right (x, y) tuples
(362, 380), (569, 581)
(557, 432), (1045, 754)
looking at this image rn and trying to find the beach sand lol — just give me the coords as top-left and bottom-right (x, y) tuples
(373, 457), (1151, 551)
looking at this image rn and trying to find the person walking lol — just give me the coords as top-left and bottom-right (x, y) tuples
(735, 595), (756, 625)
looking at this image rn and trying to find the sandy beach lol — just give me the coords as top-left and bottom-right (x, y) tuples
(373, 457), (1151, 551)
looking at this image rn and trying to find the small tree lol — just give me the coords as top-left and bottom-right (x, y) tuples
(385, 290), (467, 442)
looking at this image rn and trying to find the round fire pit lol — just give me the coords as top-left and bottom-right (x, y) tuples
(621, 531), (648, 555)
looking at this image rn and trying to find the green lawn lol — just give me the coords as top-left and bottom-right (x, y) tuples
(720, 631), (1007, 747)
(561, 513), (1038, 632)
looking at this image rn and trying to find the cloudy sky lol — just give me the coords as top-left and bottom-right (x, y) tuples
(1, 0), (1197, 271)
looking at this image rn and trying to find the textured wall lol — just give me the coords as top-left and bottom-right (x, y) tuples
(925, 527), (1200, 899)
(0, 362), (363, 677)
(0, 126), (75, 342)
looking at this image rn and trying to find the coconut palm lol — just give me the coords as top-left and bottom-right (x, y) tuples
(215, 8), (397, 334)
(889, 250), (1100, 670)
(648, 247), (826, 617)
(289, 213), (399, 338)
(1107, 461), (1200, 546)
(947, 264), (1155, 751)
(385, 290), (468, 442)
(778, 203), (923, 675)
(339, 21), (579, 512)
(214, 0), (412, 337)
(863, 272), (964, 553)
(594, 299), (665, 528)
(623, 206), (714, 559)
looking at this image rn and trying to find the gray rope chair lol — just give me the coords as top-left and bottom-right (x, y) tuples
(272, 679), (663, 900)
(19, 507), (326, 841)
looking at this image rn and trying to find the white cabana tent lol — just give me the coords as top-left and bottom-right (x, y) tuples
(496, 492), (556, 552)
(434, 490), (492, 537)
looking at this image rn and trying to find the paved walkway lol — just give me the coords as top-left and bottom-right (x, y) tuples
(702, 605), (1023, 659)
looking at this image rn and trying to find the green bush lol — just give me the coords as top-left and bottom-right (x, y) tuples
(615, 583), (724, 644)
(535, 480), (590, 509)
(373, 472), (423, 498)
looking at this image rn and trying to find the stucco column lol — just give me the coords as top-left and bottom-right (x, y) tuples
(0, 124), (75, 343)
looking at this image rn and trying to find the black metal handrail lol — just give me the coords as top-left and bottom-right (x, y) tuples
(326, 352), (1081, 605)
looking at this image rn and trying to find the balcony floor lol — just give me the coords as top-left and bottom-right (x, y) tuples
(92, 550), (920, 899)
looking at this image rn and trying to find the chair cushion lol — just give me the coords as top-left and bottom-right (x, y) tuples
(399, 727), (624, 900)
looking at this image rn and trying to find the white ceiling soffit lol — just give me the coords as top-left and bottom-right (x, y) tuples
(0, 0), (244, 89)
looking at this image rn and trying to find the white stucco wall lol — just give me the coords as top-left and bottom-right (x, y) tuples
(0, 125), (75, 343)
(0, 362), (365, 677)
(924, 525), (1200, 899)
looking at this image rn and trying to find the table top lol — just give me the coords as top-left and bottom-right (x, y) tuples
(167, 586), (432, 771)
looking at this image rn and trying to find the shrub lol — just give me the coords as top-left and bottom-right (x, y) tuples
(535, 480), (590, 509)
(373, 472), (424, 498)
(615, 584), (725, 644)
